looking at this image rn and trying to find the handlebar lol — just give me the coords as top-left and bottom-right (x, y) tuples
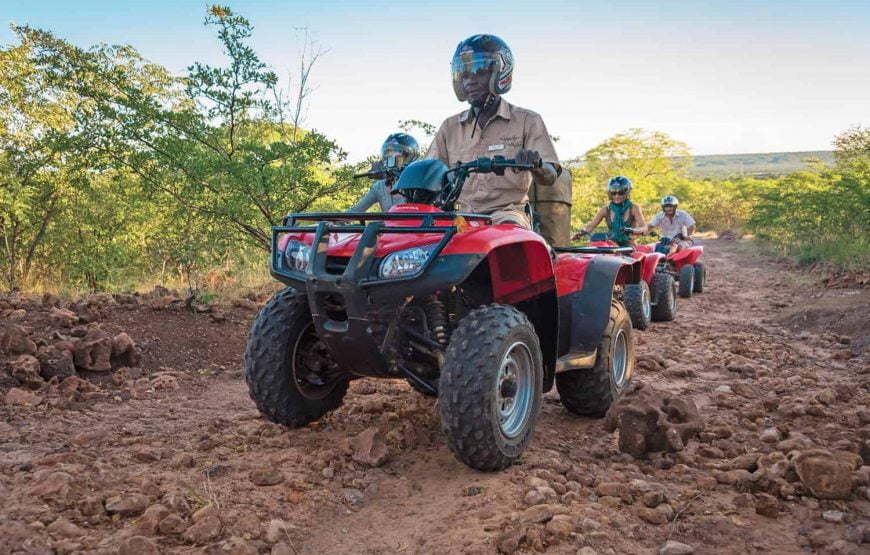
(448, 156), (542, 176)
(353, 167), (402, 180)
(438, 156), (542, 211)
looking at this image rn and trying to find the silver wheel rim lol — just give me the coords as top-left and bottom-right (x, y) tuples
(496, 341), (534, 439)
(670, 283), (677, 312)
(612, 329), (628, 387)
(642, 286), (651, 321)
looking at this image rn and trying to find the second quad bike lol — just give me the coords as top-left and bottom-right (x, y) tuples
(572, 230), (676, 329)
(642, 231), (706, 298)
(245, 156), (641, 471)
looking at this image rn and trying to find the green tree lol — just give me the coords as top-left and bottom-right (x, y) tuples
(571, 129), (693, 230)
(0, 33), (92, 289)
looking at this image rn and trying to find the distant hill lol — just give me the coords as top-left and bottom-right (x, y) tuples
(689, 151), (833, 178)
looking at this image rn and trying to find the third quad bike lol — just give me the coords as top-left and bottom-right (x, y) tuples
(572, 230), (676, 329)
(245, 156), (641, 471)
(643, 231), (706, 298)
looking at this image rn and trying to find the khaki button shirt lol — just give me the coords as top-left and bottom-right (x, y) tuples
(530, 166), (572, 205)
(425, 100), (560, 214)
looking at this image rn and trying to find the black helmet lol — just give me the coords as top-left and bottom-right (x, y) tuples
(394, 159), (448, 205)
(607, 176), (633, 199)
(381, 133), (420, 169)
(661, 195), (679, 207)
(451, 34), (514, 102)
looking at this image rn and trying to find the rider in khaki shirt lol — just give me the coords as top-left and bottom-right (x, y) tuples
(426, 34), (560, 228)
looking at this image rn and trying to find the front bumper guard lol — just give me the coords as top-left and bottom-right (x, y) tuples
(269, 212), (488, 377)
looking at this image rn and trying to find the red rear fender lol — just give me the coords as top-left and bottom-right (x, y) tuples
(615, 259), (642, 286)
(636, 252), (664, 283)
(634, 244), (654, 254)
(669, 246), (703, 266)
(486, 240), (556, 304)
(555, 254), (592, 296)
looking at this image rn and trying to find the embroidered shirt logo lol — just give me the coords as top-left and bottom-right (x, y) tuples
(500, 135), (522, 148)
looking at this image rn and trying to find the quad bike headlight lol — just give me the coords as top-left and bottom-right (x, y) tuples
(284, 240), (311, 272)
(379, 244), (437, 279)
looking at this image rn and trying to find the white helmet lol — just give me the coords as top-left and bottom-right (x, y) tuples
(661, 195), (679, 207)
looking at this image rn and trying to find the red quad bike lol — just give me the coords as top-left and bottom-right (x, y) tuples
(245, 156), (642, 471)
(645, 231), (706, 298)
(573, 230), (676, 329)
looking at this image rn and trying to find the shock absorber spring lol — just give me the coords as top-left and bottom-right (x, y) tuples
(423, 296), (450, 346)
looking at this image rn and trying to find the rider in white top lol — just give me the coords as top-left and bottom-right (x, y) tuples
(647, 195), (696, 240)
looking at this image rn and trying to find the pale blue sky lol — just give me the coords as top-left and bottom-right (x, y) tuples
(3, 0), (869, 161)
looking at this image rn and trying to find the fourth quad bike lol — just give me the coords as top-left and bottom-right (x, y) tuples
(641, 232), (706, 298)
(245, 156), (641, 471)
(573, 230), (676, 329)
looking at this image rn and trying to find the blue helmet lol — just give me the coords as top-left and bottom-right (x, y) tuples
(607, 176), (633, 199)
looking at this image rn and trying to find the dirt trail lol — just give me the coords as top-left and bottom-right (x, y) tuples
(1, 239), (868, 554)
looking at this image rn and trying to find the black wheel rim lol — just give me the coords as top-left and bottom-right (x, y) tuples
(291, 322), (343, 400)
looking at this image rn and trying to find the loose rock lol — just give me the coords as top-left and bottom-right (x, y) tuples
(46, 518), (85, 538)
(250, 467), (285, 486)
(105, 493), (150, 517)
(37, 345), (76, 380)
(183, 515), (222, 544)
(660, 540), (694, 555)
(5, 387), (42, 406)
(265, 519), (294, 544)
(158, 514), (187, 535)
(119, 536), (160, 555)
(754, 493), (780, 518)
(521, 504), (555, 524)
(604, 383), (704, 458)
(350, 427), (390, 467)
(795, 449), (853, 499)
(0, 323), (37, 355)
(823, 510), (847, 524)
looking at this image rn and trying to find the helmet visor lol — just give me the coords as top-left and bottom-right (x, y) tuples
(451, 52), (498, 77)
(382, 142), (412, 169)
(451, 52), (497, 99)
(382, 147), (405, 169)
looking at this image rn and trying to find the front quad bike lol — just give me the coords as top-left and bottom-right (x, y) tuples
(245, 156), (641, 471)
(649, 234), (705, 298)
(572, 230), (670, 329)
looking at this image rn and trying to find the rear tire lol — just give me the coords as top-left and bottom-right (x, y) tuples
(624, 282), (652, 330)
(678, 265), (695, 298)
(556, 300), (633, 417)
(650, 272), (677, 322)
(693, 262), (705, 293)
(439, 304), (543, 471)
(245, 288), (349, 427)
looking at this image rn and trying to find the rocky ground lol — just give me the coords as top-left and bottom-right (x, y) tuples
(1, 239), (868, 554)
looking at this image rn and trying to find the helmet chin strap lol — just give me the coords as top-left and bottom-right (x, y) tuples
(470, 93), (496, 138)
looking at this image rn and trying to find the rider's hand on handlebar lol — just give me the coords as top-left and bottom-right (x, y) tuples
(571, 229), (589, 241)
(370, 160), (385, 173)
(513, 149), (542, 171)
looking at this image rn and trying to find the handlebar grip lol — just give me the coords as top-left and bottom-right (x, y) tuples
(489, 157), (541, 171)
